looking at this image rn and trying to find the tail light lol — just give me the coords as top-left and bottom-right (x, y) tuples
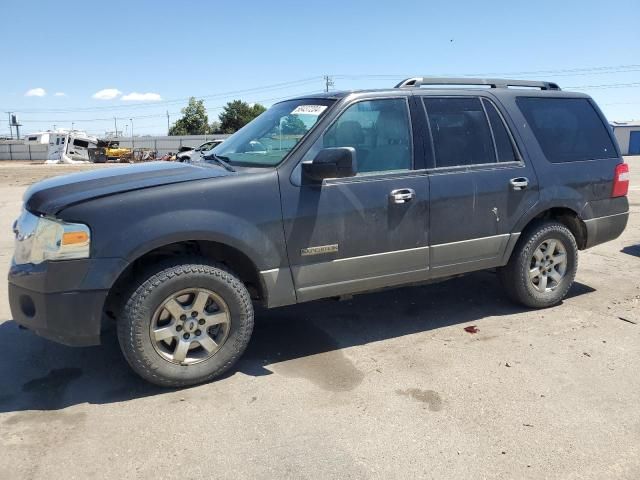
(612, 163), (630, 198)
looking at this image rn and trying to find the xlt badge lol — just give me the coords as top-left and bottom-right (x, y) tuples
(301, 244), (339, 256)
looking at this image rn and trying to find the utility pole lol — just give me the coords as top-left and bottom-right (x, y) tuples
(323, 75), (334, 93)
(166, 110), (170, 136)
(114, 117), (118, 138)
(71, 122), (75, 131)
(7, 112), (13, 139)
(130, 118), (134, 159)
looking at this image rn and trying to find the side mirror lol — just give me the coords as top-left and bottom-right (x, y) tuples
(302, 147), (357, 183)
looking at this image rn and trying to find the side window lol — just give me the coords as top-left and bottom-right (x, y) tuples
(482, 99), (517, 163)
(516, 97), (617, 162)
(323, 98), (412, 174)
(73, 139), (89, 148)
(423, 97), (496, 167)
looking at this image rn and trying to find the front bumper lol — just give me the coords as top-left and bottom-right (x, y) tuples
(8, 257), (127, 346)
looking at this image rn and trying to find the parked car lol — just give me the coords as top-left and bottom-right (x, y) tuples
(176, 140), (224, 162)
(9, 77), (629, 387)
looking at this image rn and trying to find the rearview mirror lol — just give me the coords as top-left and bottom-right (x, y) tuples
(302, 147), (357, 183)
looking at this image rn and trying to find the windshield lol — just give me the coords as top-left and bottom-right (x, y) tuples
(209, 99), (334, 167)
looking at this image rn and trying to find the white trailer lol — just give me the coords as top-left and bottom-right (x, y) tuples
(46, 131), (98, 163)
(23, 131), (53, 145)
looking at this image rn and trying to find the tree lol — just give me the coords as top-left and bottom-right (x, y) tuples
(209, 121), (221, 134)
(281, 114), (307, 135)
(169, 97), (209, 135)
(218, 100), (266, 134)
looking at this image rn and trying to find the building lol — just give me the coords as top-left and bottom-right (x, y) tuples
(611, 121), (640, 155)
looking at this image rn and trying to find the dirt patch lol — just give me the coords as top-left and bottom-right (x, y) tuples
(0, 161), (128, 186)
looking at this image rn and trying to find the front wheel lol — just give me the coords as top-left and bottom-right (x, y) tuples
(117, 260), (254, 387)
(498, 222), (578, 308)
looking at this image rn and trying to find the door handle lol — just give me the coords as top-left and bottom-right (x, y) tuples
(389, 188), (415, 204)
(510, 177), (529, 191)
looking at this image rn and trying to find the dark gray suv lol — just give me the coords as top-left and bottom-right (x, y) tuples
(9, 77), (630, 386)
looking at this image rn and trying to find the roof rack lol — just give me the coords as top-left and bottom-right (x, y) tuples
(394, 77), (561, 91)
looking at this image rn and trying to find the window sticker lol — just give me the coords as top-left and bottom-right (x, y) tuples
(290, 105), (327, 116)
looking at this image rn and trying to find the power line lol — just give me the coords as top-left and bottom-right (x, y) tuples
(14, 90), (325, 125)
(9, 77), (324, 114)
(333, 64), (640, 80)
(8, 64), (638, 117)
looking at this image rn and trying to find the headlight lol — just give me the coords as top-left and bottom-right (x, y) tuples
(13, 210), (90, 265)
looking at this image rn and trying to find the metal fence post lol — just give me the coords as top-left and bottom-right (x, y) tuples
(8, 143), (12, 161)
(28, 144), (32, 161)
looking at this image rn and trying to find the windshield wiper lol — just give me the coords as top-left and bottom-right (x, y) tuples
(202, 153), (235, 172)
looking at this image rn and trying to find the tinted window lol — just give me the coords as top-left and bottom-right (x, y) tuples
(482, 99), (517, 163)
(73, 139), (89, 148)
(516, 97), (617, 162)
(423, 98), (496, 167)
(324, 98), (411, 174)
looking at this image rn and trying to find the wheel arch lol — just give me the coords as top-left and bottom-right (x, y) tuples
(103, 238), (267, 324)
(509, 206), (588, 261)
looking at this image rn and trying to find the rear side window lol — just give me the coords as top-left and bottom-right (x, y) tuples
(423, 97), (496, 167)
(516, 97), (617, 162)
(482, 99), (517, 163)
(73, 139), (89, 148)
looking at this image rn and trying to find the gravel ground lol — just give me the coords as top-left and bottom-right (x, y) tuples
(0, 158), (638, 479)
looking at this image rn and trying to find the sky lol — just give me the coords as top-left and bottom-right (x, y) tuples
(2, 0), (639, 137)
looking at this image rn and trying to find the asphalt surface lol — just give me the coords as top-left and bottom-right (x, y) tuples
(0, 159), (639, 479)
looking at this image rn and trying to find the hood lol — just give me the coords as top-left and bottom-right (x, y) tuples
(25, 161), (232, 215)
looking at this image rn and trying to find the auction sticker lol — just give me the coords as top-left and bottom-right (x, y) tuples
(291, 105), (327, 115)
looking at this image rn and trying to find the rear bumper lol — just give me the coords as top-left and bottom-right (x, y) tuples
(584, 211), (629, 249)
(7, 257), (127, 346)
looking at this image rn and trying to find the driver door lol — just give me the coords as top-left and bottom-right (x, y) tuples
(279, 97), (430, 302)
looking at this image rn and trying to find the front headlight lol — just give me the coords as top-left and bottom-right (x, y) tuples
(13, 210), (91, 265)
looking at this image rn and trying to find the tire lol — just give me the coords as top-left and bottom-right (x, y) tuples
(117, 259), (254, 387)
(498, 221), (578, 309)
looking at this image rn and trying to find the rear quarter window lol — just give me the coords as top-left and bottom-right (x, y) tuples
(516, 97), (617, 163)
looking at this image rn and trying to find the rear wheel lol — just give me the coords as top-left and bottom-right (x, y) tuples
(498, 222), (578, 308)
(117, 259), (253, 387)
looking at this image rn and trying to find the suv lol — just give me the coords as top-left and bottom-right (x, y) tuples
(9, 77), (630, 387)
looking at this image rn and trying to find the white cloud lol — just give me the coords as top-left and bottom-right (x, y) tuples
(54, 92), (66, 97)
(25, 88), (46, 97)
(92, 88), (122, 100)
(121, 92), (162, 102)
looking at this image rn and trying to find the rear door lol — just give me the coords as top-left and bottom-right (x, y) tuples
(420, 95), (539, 276)
(279, 96), (430, 302)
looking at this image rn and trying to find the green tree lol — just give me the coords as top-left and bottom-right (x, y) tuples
(169, 97), (210, 135)
(281, 114), (307, 135)
(218, 100), (266, 134)
(209, 121), (221, 134)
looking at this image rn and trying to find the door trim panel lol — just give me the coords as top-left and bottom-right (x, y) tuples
(292, 246), (429, 302)
(430, 233), (519, 277)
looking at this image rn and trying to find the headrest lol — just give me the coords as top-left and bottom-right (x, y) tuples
(336, 121), (365, 145)
(376, 109), (408, 143)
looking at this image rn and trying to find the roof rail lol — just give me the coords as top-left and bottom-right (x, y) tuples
(395, 77), (561, 91)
